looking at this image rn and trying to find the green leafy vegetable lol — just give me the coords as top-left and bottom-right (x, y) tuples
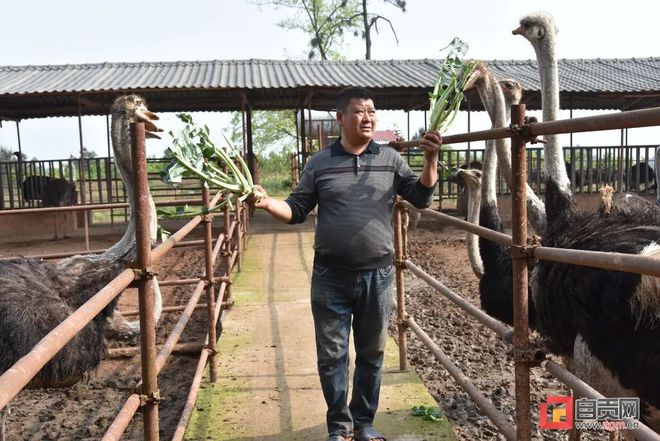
(160, 113), (261, 217)
(411, 405), (444, 422)
(428, 37), (477, 133)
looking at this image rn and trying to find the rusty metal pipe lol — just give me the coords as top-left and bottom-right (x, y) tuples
(121, 302), (208, 317)
(235, 202), (244, 272)
(406, 316), (517, 440)
(101, 394), (142, 441)
(170, 345), (210, 441)
(223, 201), (233, 305)
(202, 187), (219, 382)
(0, 198), (210, 216)
(543, 361), (660, 441)
(155, 281), (206, 373)
(211, 231), (225, 266)
(389, 106), (660, 149)
(0, 238), (216, 261)
(107, 342), (203, 359)
(529, 106), (660, 137)
(156, 278), (203, 287)
(402, 200), (512, 247)
(132, 122), (159, 440)
(404, 260), (512, 341)
(151, 191), (223, 262)
(510, 104), (532, 441)
(533, 246), (660, 278)
(0, 269), (134, 410)
(393, 197), (408, 371)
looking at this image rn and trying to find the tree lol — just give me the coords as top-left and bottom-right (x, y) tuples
(228, 110), (297, 155)
(255, 0), (360, 60)
(0, 146), (25, 161)
(255, 0), (406, 60)
(357, 0), (406, 60)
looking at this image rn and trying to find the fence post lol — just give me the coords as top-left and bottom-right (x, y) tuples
(202, 186), (219, 382)
(131, 122), (160, 441)
(393, 196), (408, 371)
(235, 199), (243, 272)
(510, 104), (531, 441)
(223, 197), (233, 306)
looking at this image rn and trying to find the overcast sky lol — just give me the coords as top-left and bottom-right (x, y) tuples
(1, 0), (658, 159)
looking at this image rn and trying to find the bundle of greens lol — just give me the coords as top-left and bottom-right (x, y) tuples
(159, 113), (261, 218)
(428, 37), (477, 133)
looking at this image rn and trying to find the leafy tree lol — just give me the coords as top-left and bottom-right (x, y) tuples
(0, 146), (25, 161)
(254, 0), (360, 60)
(255, 0), (406, 60)
(228, 110), (297, 155)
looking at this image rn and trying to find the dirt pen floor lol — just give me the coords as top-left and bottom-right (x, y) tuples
(1, 216), (614, 440)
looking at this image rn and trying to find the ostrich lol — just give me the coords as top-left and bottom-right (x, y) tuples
(465, 62), (547, 235)
(0, 95), (163, 438)
(515, 12), (660, 431)
(460, 64), (537, 325)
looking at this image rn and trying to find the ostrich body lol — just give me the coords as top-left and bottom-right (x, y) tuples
(516, 13), (660, 430)
(0, 95), (162, 437)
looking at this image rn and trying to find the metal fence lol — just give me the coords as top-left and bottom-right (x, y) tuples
(0, 157), (204, 212)
(393, 106), (660, 440)
(403, 144), (658, 204)
(0, 124), (250, 440)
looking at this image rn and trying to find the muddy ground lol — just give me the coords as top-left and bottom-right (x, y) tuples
(2, 225), (220, 441)
(2, 216), (614, 440)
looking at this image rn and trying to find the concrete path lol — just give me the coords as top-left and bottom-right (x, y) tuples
(184, 212), (456, 441)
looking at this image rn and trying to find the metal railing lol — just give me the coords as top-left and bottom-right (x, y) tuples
(392, 105), (660, 440)
(402, 143), (659, 206)
(0, 122), (251, 440)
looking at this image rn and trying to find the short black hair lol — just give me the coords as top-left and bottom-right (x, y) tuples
(336, 86), (374, 113)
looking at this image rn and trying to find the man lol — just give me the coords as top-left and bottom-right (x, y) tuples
(253, 86), (440, 441)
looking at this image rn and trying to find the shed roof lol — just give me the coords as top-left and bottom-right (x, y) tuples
(1, 57), (659, 120)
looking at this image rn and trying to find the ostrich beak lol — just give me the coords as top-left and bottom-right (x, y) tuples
(512, 26), (524, 35)
(135, 108), (163, 139)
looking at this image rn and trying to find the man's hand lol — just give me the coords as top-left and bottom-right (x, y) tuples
(419, 130), (442, 161)
(250, 184), (270, 210)
(419, 130), (441, 188)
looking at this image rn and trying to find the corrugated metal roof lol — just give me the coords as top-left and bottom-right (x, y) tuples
(0, 58), (658, 119)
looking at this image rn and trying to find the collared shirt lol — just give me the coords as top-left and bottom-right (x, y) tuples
(285, 139), (436, 270)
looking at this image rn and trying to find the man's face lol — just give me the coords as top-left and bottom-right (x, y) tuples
(337, 98), (377, 144)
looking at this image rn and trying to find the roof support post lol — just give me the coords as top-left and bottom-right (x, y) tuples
(15, 121), (23, 206)
(77, 96), (90, 251)
(300, 105), (307, 167)
(245, 102), (255, 183)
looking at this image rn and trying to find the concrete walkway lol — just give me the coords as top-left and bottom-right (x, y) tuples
(184, 212), (456, 441)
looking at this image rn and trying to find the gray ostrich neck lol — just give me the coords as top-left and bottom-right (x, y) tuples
(105, 114), (157, 262)
(480, 82), (506, 206)
(534, 40), (570, 190)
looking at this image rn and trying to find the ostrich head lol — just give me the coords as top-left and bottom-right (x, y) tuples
(457, 168), (482, 192)
(464, 61), (504, 124)
(512, 12), (558, 49)
(110, 95), (162, 181)
(105, 95), (162, 262)
(499, 79), (523, 107)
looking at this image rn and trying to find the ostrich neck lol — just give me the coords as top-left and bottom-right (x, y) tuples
(534, 41), (570, 190)
(104, 114), (157, 262)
